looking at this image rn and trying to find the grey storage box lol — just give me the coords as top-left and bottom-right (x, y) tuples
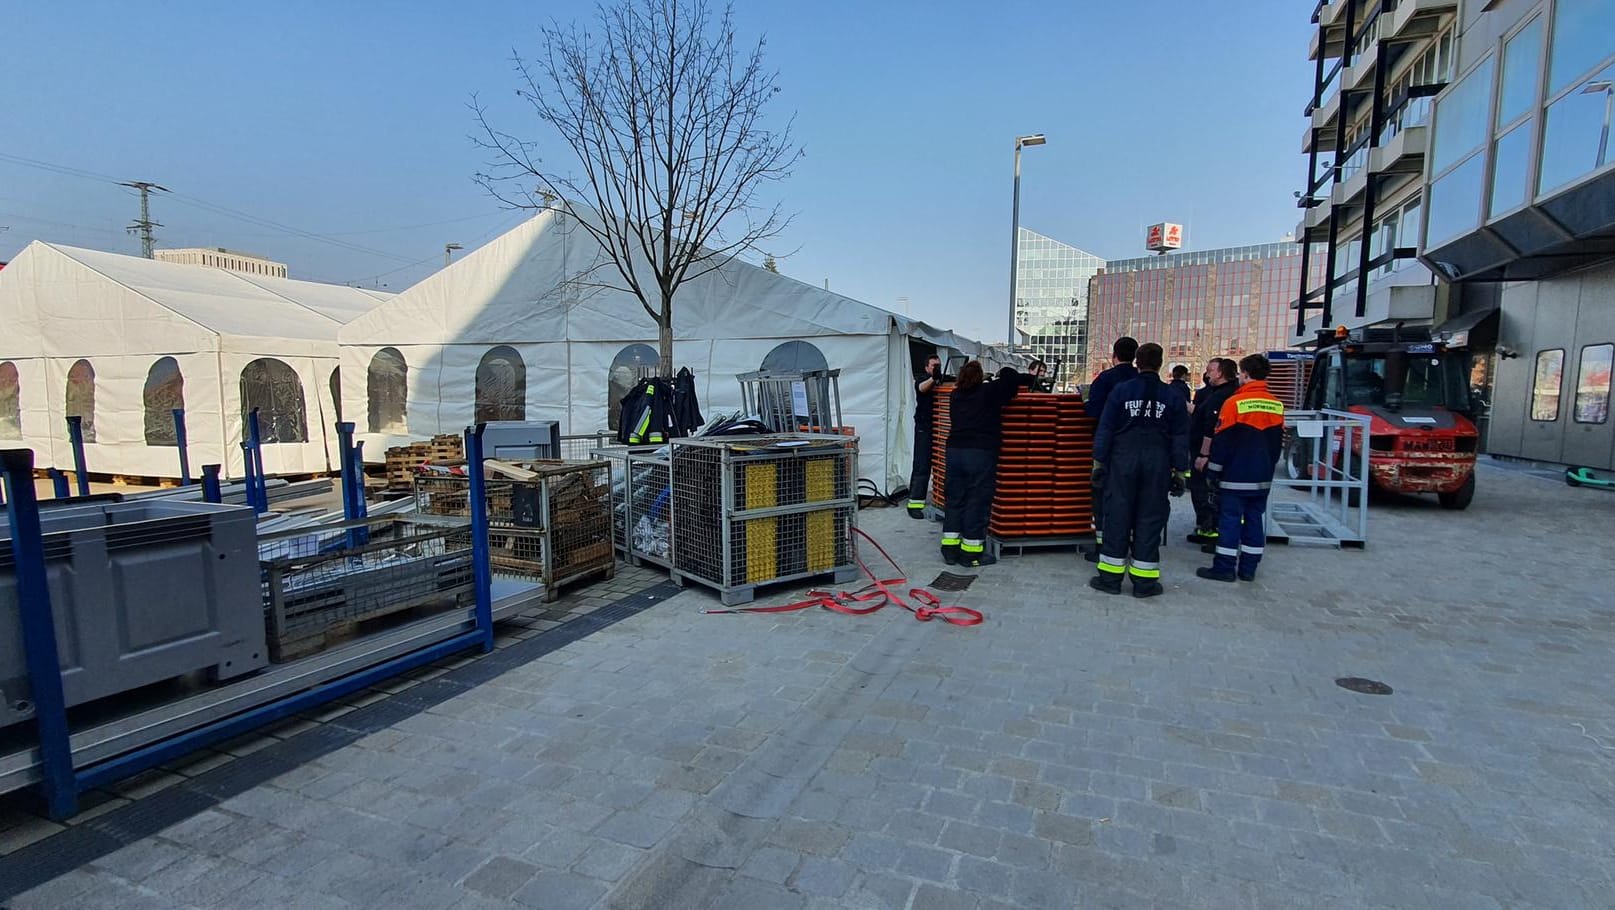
(0, 499), (268, 727)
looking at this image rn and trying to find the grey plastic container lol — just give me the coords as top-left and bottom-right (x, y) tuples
(0, 499), (268, 727)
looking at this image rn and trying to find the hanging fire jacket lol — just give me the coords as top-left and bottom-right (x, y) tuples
(618, 377), (675, 445)
(671, 367), (704, 437)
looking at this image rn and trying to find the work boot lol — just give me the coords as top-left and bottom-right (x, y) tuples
(1131, 579), (1164, 598)
(1088, 573), (1123, 595)
(1081, 544), (1100, 563)
(1237, 571), (1257, 582)
(1196, 566), (1237, 583)
(1186, 529), (1217, 544)
(1200, 543), (1217, 555)
(941, 544), (960, 565)
(962, 553), (998, 568)
(907, 503), (927, 520)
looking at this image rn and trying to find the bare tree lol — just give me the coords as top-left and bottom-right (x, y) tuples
(474, 0), (801, 373)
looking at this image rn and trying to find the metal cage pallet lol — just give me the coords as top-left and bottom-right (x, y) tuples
(413, 460), (615, 602)
(259, 515), (475, 661)
(590, 445), (675, 572)
(669, 434), (859, 606)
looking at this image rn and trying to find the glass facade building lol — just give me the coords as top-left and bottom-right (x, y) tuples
(1083, 243), (1327, 384)
(1014, 229), (1105, 391)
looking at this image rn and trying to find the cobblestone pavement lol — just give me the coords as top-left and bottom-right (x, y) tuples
(6, 460), (1614, 908)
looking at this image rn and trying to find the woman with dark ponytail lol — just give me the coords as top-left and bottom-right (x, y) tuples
(939, 359), (1042, 567)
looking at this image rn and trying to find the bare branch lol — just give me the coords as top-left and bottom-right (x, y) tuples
(473, 0), (800, 371)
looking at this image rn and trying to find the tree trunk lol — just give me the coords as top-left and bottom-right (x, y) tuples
(658, 291), (675, 376)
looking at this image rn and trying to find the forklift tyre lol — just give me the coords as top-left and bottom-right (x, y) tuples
(1438, 472), (1476, 510)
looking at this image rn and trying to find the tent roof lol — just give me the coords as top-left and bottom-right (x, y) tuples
(339, 210), (994, 356)
(40, 242), (389, 340)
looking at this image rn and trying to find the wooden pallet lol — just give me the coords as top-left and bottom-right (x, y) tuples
(384, 434), (465, 490)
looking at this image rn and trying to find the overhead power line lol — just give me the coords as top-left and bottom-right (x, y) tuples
(0, 151), (420, 263)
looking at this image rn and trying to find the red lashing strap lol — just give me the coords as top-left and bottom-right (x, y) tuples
(706, 528), (984, 627)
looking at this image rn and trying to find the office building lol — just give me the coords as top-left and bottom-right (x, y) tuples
(1083, 242), (1325, 383)
(155, 247), (288, 278)
(1299, 0), (1613, 470)
(1014, 229), (1105, 390)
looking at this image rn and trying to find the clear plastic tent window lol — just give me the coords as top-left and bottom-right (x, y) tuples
(368, 347), (408, 433)
(143, 356), (185, 446)
(0, 361), (19, 440)
(476, 345), (526, 424)
(241, 357), (309, 444)
(66, 359), (96, 443)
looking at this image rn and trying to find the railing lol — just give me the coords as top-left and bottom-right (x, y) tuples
(1270, 409), (1372, 547)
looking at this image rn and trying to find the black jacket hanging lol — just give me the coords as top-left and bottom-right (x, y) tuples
(618, 378), (675, 445)
(671, 367), (704, 437)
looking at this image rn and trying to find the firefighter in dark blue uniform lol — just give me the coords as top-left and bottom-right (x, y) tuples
(1088, 342), (1190, 598)
(1081, 336), (1139, 562)
(907, 355), (948, 519)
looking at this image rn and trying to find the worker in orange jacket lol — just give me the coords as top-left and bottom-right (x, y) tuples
(1198, 354), (1285, 583)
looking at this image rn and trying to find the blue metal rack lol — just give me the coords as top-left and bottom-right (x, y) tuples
(0, 424), (496, 819)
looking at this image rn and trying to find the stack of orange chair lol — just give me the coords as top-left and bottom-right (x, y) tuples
(990, 392), (1097, 539)
(926, 387), (1097, 540)
(927, 383), (953, 509)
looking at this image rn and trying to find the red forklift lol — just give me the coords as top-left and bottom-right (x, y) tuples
(1290, 326), (1480, 509)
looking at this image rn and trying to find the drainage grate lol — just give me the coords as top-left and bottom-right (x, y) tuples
(1335, 677), (1393, 695)
(927, 572), (977, 592)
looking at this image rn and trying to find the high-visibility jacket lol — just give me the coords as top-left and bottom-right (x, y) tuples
(1207, 380), (1285, 490)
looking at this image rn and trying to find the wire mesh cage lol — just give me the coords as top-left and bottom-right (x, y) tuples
(670, 434), (858, 605)
(560, 433), (616, 462)
(258, 516), (474, 661)
(736, 370), (847, 434)
(412, 461), (615, 599)
(590, 445), (672, 566)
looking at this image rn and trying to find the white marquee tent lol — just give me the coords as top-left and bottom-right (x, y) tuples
(339, 210), (1010, 488)
(0, 241), (390, 479)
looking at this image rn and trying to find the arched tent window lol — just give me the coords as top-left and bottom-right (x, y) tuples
(367, 347), (408, 433)
(240, 358), (308, 444)
(143, 357), (185, 446)
(330, 367), (343, 423)
(475, 346), (526, 423)
(761, 341), (829, 373)
(65, 359), (96, 443)
(0, 362), (20, 440)
(760, 341), (831, 428)
(607, 343), (659, 431)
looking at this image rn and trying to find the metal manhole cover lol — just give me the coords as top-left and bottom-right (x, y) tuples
(1335, 677), (1393, 695)
(928, 572), (977, 592)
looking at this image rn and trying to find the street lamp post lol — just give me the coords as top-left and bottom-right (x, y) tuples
(1581, 81), (1614, 169)
(1008, 133), (1046, 347)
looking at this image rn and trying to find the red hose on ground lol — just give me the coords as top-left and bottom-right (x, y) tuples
(703, 527), (984, 627)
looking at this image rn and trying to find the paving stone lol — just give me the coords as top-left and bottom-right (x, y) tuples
(463, 855), (539, 900)
(511, 869), (609, 910)
(791, 855), (858, 897)
(737, 845), (802, 883)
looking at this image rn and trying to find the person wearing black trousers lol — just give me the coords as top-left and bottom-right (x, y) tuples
(907, 355), (948, 519)
(940, 360), (1042, 567)
(1088, 343), (1190, 597)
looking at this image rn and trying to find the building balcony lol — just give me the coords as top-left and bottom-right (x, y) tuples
(1297, 273), (1439, 338)
(1309, 20), (1348, 61)
(1297, 194), (1333, 242)
(1311, 84), (1343, 132)
(1334, 160), (1371, 209)
(1370, 123), (1428, 176)
(1386, 0), (1457, 42)
(1343, 41), (1381, 95)
(1320, 0), (1349, 28)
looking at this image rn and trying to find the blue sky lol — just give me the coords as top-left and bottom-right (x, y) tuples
(1, 0), (1314, 342)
